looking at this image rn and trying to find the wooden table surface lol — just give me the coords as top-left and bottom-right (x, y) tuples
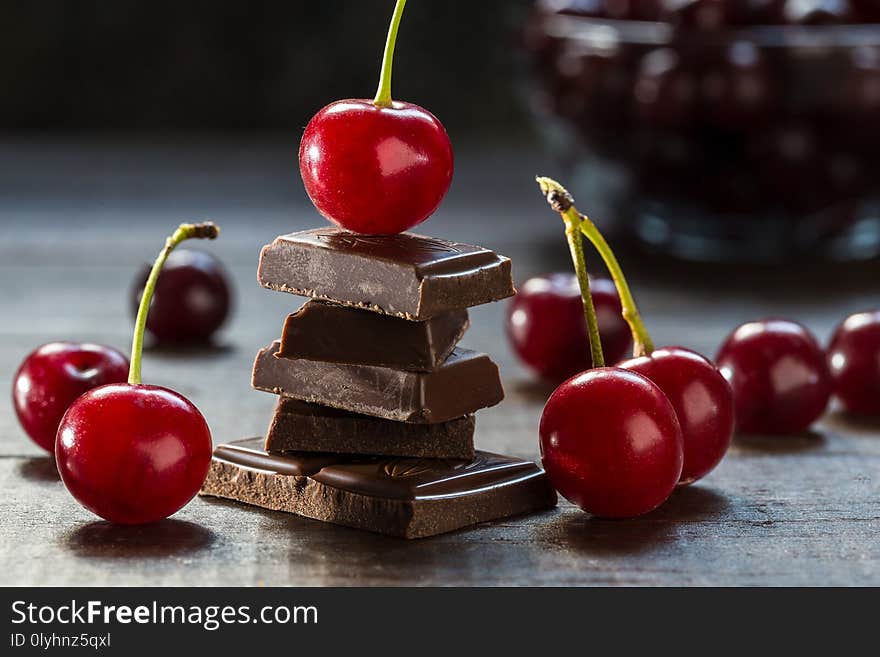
(1, 137), (878, 586)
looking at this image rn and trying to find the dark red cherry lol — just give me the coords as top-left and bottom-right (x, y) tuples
(506, 273), (631, 381)
(540, 367), (684, 518)
(132, 249), (232, 344)
(741, 0), (787, 23)
(299, 100), (453, 235)
(701, 41), (773, 129)
(56, 384), (212, 524)
(716, 319), (832, 434)
(633, 48), (699, 128)
(12, 342), (129, 453)
(827, 310), (880, 415)
(620, 346), (734, 484)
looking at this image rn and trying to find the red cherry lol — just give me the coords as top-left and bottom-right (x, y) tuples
(620, 346), (734, 485)
(12, 342), (129, 452)
(56, 384), (212, 524)
(298, 1), (453, 235)
(540, 367), (684, 518)
(506, 273), (631, 381)
(716, 319), (832, 434)
(299, 100), (453, 234)
(132, 249), (232, 343)
(56, 221), (218, 524)
(827, 310), (880, 415)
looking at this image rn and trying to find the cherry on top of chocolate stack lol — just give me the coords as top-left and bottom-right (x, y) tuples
(257, 228), (515, 321)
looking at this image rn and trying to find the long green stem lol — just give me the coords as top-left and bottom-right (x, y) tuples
(129, 222), (220, 384)
(536, 177), (604, 369)
(373, 0), (408, 108)
(537, 176), (655, 360)
(578, 215), (654, 357)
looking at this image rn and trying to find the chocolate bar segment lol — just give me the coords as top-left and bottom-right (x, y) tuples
(257, 228), (515, 320)
(252, 342), (504, 423)
(278, 301), (469, 372)
(266, 398), (475, 459)
(200, 438), (558, 539)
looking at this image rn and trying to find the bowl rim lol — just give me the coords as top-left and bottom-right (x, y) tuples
(541, 14), (880, 49)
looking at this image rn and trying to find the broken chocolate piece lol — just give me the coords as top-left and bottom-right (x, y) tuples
(257, 228), (515, 320)
(266, 398), (475, 459)
(200, 438), (558, 539)
(278, 301), (469, 372)
(252, 342), (504, 423)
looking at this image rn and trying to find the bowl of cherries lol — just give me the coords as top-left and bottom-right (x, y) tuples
(525, 0), (880, 261)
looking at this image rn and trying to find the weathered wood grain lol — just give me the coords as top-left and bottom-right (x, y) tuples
(1, 138), (878, 586)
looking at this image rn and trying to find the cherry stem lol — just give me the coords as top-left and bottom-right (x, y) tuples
(537, 177), (655, 359)
(536, 177), (604, 369)
(577, 213), (654, 358)
(373, 0), (408, 108)
(128, 222), (220, 385)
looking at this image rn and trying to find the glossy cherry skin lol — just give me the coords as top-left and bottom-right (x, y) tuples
(299, 99), (454, 235)
(56, 383), (213, 524)
(132, 249), (232, 343)
(715, 319), (832, 434)
(12, 342), (129, 453)
(620, 347), (734, 485)
(540, 367), (684, 518)
(506, 273), (631, 381)
(827, 310), (880, 415)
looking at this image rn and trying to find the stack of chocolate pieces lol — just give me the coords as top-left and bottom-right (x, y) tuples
(201, 228), (557, 538)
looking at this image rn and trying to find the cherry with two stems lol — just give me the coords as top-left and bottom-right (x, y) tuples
(536, 179), (683, 518)
(55, 223), (217, 525)
(538, 177), (734, 486)
(299, 0), (454, 235)
(506, 272), (631, 382)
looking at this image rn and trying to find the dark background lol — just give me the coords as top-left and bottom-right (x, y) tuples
(1, 0), (534, 139)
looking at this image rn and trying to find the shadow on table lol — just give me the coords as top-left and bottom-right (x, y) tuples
(201, 496), (556, 583)
(733, 430), (826, 454)
(64, 519), (216, 559)
(539, 486), (730, 556)
(822, 410), (880, 435)
(18, 456), (60, 483)
(507, 378), (558, 404)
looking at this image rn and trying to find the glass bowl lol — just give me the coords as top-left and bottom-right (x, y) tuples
(524, 8), (880, 261)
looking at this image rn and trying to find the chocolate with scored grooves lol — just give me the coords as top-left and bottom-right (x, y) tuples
(252, 341), (504, 423)
(278, 300), (469, 372)
(257, 228), (515, 320)
(266, 398), (475, 459)
(200, 437), (558, 539)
